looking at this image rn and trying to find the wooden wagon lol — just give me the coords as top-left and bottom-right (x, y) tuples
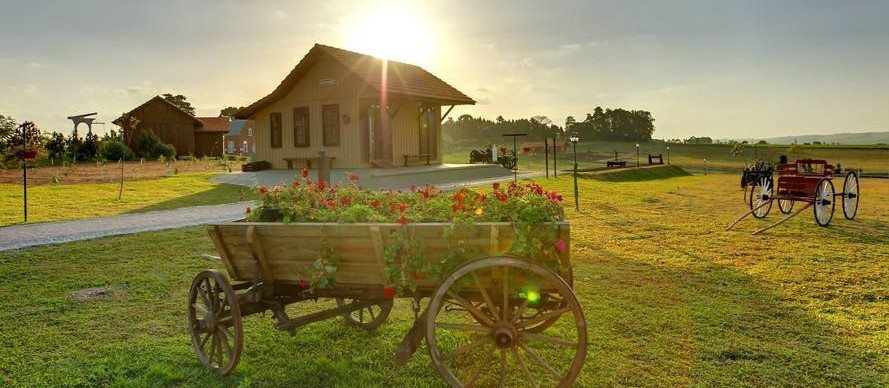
(189, 221), (587, 387)
(727, 159), (860, 234)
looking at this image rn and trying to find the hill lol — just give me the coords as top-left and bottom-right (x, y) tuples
(740, 131), (889, 145)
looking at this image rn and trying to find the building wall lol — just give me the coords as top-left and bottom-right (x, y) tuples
(225, 121), (255, 156)
(253, 57), (363, 169)
(194, 132), (225, 157)
(128, 100), (196, 156)
(390, 103), (441, 165)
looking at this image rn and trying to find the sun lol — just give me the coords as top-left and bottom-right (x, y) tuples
(344, 7), (435, 67)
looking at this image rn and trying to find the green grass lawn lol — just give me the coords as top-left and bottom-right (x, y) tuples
(0, 173), (251, 226)
(444, 141), (889, 175)
(1, 169), (887, 386)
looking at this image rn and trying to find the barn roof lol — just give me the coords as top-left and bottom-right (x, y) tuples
(195, 117), (232, 133)
(235, 44), (475, 119)
(113, 95), (203, 127)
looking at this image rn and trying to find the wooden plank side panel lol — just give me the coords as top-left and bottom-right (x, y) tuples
(207, 222), (566, 284)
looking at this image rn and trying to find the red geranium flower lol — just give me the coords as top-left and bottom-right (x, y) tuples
(326, 200), (336, 209)
(301, 168), (309, 178)
(371, 200), (381, 208)
(298, 279), (308, 290)
(383, 287), (396, 299)
(245, 206), (252, 214)
(258, 186), (269, 194)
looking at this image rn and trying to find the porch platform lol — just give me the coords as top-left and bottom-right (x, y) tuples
(212, 163), (524, 190)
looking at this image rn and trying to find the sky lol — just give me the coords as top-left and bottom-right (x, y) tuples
(1, 0), (888, 140)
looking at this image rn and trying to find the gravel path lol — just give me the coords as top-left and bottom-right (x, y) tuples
(0, 201), (253, 252)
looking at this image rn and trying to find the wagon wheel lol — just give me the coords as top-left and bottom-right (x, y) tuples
(426, 256), (587, 387)
(778, 199), (794, 214)
(813, 178), (835, 227)
(188, 270), (243, 375)
(842, 171), (859, 220)
(335, 298), (393, 330)
(499, 150), (517, 170)
(748, 177), (773, 219)
(470, 150), (483, 164)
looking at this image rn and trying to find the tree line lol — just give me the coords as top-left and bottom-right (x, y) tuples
(442, 106), (655, 145)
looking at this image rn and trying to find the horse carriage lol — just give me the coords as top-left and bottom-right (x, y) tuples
(469, 147), (518, 170)
(728, 159), (860, 234)
(189, 220), (587, 387)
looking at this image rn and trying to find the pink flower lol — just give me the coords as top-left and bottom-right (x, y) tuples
(555, 239), (567, 253)
(298, 279), (308, 290)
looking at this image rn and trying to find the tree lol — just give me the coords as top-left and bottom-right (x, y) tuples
(45, 132), (67, 159)
(162, 93), (195, 116)
(0, 114), (16, 151)
(219, 106), (242, 118)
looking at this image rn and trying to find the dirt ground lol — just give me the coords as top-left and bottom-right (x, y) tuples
(0, 160), (236, 186)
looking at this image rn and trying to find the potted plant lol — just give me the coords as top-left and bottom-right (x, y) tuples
(12, 121), (42, 160)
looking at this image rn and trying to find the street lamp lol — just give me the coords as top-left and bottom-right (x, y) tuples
(666, 146), (670, 165)
(570, 135), (580, 211)
(635, 143), (640, 168)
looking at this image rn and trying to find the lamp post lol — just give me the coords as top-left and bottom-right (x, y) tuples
(570, 135), (580, 211)
(666, 146), (670, 165)
(635, 143), (640, 168)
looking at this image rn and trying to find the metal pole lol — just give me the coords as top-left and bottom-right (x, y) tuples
(513, 135), (518, 182)
(553, 138), (557, 178)
(573, 142), (579, 211)
(23, 160), (28, 222)
(636, 143), (640, 168)
(667, 147), (670, 165)
(544, 137), (549, 179)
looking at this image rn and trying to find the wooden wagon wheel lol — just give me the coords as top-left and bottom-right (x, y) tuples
(813, 178), (835, 227)
(335, 298), (393, 330)
(470, 149), (483, 163)
(499, 150), (517, 170)
(426, 256), (587, 387)
(748, 177), (773, 219)
(188, 270), (243, 375)
(778, 199), (794, 214)
(842, 171), (859, 220)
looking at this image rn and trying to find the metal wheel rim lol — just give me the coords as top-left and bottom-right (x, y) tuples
(842, 171), (859, 220)
(813, 178), (835, 227)
(336, 298), (392, 330)
(425, 256), (587, 387)
(749, 177), (773, 219)
(188, 270), (243, 375)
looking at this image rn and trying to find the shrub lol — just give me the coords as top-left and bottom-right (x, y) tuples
(151, 142), (176, 159)
(101, 140), (135, 161)
(138, 131), (161, 157)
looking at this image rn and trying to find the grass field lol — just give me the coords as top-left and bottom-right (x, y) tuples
(444, 141), (889, 175)
(1, 167), (886, 387)
(0, 172), (250, 226)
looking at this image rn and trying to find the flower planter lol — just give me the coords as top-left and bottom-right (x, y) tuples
(22, 149), (38, 160)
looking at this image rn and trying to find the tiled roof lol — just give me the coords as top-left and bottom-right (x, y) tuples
(236, 44), (474, 119)
(195, 117), (232, 132)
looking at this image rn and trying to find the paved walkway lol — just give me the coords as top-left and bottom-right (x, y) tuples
(0, 201), (253, 252)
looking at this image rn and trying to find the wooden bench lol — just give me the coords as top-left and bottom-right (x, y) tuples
(402, 154), (432, 166)
(283, 157), (336, 170)
(607, 160), (626, 168)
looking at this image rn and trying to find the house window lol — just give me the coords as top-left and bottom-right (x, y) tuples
(293, 107), (309, 147)
(322, 104), (340, 146)
(270, 112), (282, 148)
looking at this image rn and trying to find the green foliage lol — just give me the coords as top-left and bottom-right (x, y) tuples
(152, 142), (176, 159)
(0, 114), (17, 150)
(45, 132), (67, 159)
(219, 106), (243, 118)
(161, 93), (195, 116)
(101, 140), (135, 161)
(78, 130), (100, 160)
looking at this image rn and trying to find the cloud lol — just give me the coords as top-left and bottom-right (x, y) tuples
(27, 62), (46, 69)
(475, 96), (490, 105)
(558, 43), (582, 52)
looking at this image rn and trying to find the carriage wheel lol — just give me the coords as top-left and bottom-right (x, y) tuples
(748, 177), (773, 219)
(842, 171), (859, 220)
(813, 178), (835, 227)
(778, 199), (794, 214)
(500, 150), (517, 170)
(335, 298), (393, 330)
(470, 150), (482, 164)
(426, 256), (587, 387)
(188, 270), (243, 375)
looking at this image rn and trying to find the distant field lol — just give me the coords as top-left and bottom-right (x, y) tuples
(444, 141), (889, 175)
(1, 170), (886, 386)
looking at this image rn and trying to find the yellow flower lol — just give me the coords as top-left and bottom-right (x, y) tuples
(475, 207), (483, 216)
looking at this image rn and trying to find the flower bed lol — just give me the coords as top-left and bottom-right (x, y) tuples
(246, 169), (567, 295)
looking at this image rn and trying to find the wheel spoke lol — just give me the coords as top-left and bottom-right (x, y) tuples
(465, 344), (496, 386)
(511, 346), (537, 387)
(368, 306), (377, 320)
(516, 307), (570, 330)
(502, 267), (510, 322)
(200, 332), (212, 349)
(207, 333), (218, 366)
(445, 336), (491, 360)
(520, 331), (578, 348)
(518, 341), (562, 381)
(471, 271), (499, 323)
(214, 334), (225, 367)
(510, 297), (531, 325)
(218, 331), (233, 361)
(446, 290), (495, 327)
(435, 322), (489, 333)
(193, 302), (209, 316)
(498, 349), (507, 388)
